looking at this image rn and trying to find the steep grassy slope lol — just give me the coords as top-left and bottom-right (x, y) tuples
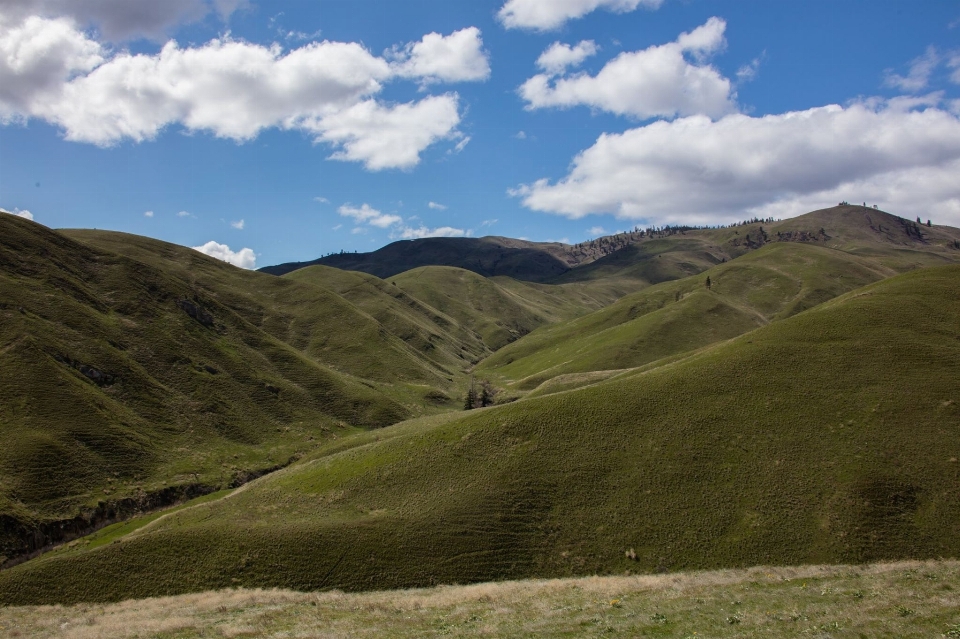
(388, 266), (604, 351)
(4, 265), (957, 604)
(1, 216), (453, 562)
(284, 265), (492, 370)
(477, 242), (894, 389)
(64, 230), (462, 389)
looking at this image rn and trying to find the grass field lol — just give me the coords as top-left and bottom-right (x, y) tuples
(477, 242), (902, 390)
(3, 265), (958, 605)
(2, 560), (958, 638)
(3, 205), (960, 607)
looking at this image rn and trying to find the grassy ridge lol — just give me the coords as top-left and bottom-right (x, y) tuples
(3, 265), (957, 604)
(3, 561), (958, 638)
(65, 230), (460, 388)
(477, 242), (893, 389)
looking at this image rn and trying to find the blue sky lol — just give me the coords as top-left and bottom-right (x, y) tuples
(2, 0), (959, 269)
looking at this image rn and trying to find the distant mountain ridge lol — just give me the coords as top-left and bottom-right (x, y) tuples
(261, 205), (960, 283)
(259, 236), (578, 282)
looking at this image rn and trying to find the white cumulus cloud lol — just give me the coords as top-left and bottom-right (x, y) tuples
(0, 14), (105, 120)
(498, 0), (663, 31)
(308, 95), (462, 170)
(536, 40), (598, 75)
(230, 218), (244, 229)
(428, 201), (447, 210)
(511, 98), (960, 227)
(339, 203), (402, 229)
(390, 27), (490, 84)
(0, 9), (489, 170)
(191, 240), (256, 269)
(143, 210), (153, 217)
(519, 18), (736, 120)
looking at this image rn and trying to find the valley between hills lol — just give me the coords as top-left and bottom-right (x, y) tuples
(1, 204), (960, 632)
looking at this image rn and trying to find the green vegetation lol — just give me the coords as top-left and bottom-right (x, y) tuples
(3, 561), (958, 638)
(478, 242), (893, 389)
(390, 266), (601, 350)
(0, 216), (470, 562)
(3, 265), (958, 604)
(3, 204), (960, 607)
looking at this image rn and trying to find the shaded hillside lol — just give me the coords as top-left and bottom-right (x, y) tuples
(260, 236), (577, 282)
(282, 264), (612, 368)
(64, 230), (463, 387)
(477, 242), (894, 389)
(2, 217), (490, 563)
(4, 265), (958, 604)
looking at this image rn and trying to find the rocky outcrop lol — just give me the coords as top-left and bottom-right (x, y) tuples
(177, 298), (215, 327)
(53, 354), (116, 386)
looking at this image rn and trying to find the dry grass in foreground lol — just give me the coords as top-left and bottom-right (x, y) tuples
(2, 560), (959, 638)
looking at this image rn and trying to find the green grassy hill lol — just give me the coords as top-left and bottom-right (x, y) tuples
(0, 216), (485, 564)
(4, 264), (957, 605)
(64, 230), (461, 389)
(389, 266), (603, 351)
(477, 242), (895, 390)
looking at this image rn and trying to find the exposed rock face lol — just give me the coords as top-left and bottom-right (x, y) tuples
(774, 228), (831, 243)
(53, 354), (115, 386)
(178, 299), (214, 327)
(0, 483), (217, 568)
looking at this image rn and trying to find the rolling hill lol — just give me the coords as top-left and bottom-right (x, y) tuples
(3, 264), (958, 604)
(1, 215), (435, 564)
(476, 242), (896, 390)
(2, 204), (960, 606)
(0, 216), (609, 565)
(259, 205), (960, 287)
